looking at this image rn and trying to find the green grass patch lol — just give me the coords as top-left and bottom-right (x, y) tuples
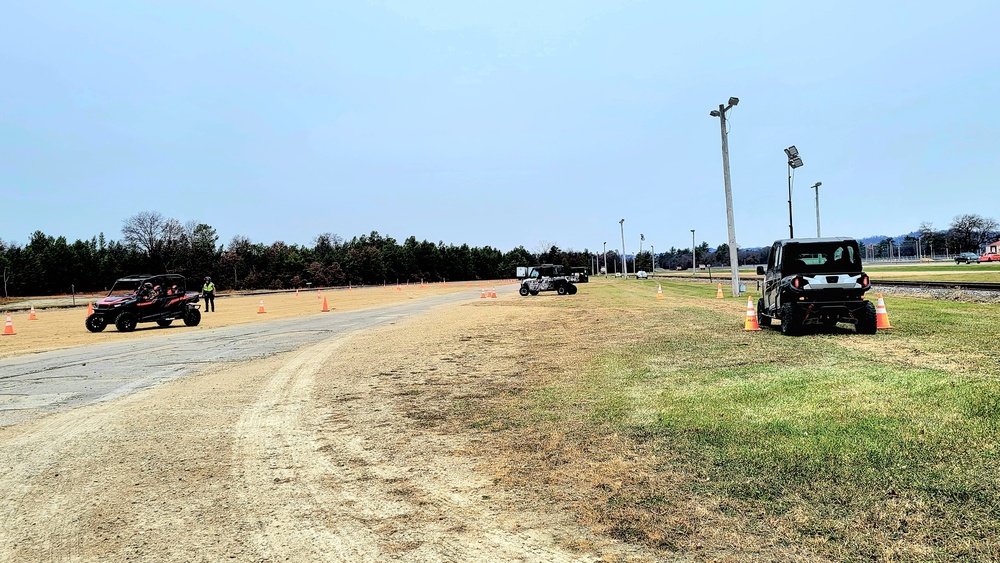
(501, 279), (1000, 559)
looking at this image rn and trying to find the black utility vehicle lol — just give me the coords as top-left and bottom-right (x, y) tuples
(86, 273), (202, 332)
(756, 237), (876, 336)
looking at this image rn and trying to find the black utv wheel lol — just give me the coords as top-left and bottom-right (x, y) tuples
(184, 307), (201, 327)
(556, 285), (568, 295)
(85, 314), (107, 333)
(780, 303), (801, 336)
(567, 284), (578, 295)
(856, 301), (877, 334)
(529, 289), (539, 296)
(157, 319), (173, 328)
(519, 286), (530, 296)
(757, 298), (770, 328)
(115, 312), (138, 332)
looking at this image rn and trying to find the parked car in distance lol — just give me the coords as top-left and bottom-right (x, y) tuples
(955, 252), (980, 264)
(980, 252), (1000, 262)
(636, 270), (648, 279)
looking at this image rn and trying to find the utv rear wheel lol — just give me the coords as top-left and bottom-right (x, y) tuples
(529, 290), (539, 296)
(757, 298), (770, 327)
(557, 285), (568, 295)
(519, 286), (529, 296)
(184, 307), (202, 327)
(157, 319), (173, 328)
(85, 314), (107, 333)
(780, 304), (801, 336)
(567, 284), (578, 295)
(114, 312), (137, 333)
(856, 301), (877, 334)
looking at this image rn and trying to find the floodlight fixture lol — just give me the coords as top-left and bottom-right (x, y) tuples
(789, 156), (803, 169)
(784, 145), (799, 159)
(728, 97), (739, 106)
(709, 110), (720, 117)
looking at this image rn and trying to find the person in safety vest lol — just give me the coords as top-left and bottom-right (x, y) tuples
(202, 276), (216, 312)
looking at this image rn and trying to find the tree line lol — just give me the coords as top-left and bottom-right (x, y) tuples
(0, 211), (599, 297)
(2, 212), (995, 298)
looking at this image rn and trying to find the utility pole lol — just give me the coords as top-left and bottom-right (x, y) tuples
(619, 219), (627, 278)
(710, 97), (742, 297)
(811, 182), (822, 237)
(691, 229), (696, 272)
(603, 241), (607, 277)
(639, 234), (644, 271)
(785, 146), (804, 238)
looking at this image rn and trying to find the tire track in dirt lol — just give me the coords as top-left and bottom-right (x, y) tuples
(0, 394), (140, 560)
(233, 330), (600, 562)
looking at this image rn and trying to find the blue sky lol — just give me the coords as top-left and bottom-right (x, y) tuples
(3, 1), (997, 254)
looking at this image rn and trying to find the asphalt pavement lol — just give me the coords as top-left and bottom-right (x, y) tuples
(0, 291), (477, 427)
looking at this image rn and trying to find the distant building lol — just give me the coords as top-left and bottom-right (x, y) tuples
(985, 240), (1000, 254)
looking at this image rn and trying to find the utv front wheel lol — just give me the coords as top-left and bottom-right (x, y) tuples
(519, 286), (530, 296)
(556, 285), (568, 295)
(757, 298), (770, 328)
(856, 301), (877, 334)
(85, 314), (107, 333)
(115, 312), (138, 333)
(567, 284), (578, 295)
(780, 304), (801, 336)
(184, 307), (202, 327)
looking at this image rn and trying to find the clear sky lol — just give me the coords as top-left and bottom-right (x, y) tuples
(3, 1), (998, 254)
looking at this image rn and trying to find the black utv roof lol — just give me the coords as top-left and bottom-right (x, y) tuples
(772, 236), (859, 246)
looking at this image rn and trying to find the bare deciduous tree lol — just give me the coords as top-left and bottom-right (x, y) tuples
(121, 211), (166, 258)
(948, 214), (999, 252)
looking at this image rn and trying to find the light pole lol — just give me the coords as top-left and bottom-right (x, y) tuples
(650, 245), (654, 272)
(710, 97), (742, 297)
(810, 181), (822, 237)
(785, 145), (804, 238)
(639, 234), (644, 271)
(603, 241), (607, 277)
(691, 229), (696, 272)
(619, 219), (627, 278)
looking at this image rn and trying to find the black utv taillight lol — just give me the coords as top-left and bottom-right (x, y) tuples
(860, 274), (870, 288)
(792, 276), (802, 289)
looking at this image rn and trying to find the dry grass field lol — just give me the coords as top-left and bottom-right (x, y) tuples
(2, 277), (998, 561)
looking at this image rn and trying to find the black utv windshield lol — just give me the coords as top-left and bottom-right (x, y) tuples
(781, 241), (861, 275)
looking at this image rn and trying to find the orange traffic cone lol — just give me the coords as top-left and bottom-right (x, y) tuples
(2, 313), (14, 336)
(716, 283), (724, 299)
(876, 293), (893, 329)
(490, 287), (497, 298)
(29, 306), (38, 320)
(348, 282), (353, 291)
(257, 299), (267, 314)
(396, 284), (402, 291)
(295, 289), (299, 297)
(480, 288), (486, 298)
(321, 297), (330, 312)
(87, 302), (93, 316)
(656, 284), (664, 299)
(317, 290), (322, 299)
(744, 296), (761, 331)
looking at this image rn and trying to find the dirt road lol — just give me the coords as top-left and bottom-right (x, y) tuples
(0, 287), (643, 561)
